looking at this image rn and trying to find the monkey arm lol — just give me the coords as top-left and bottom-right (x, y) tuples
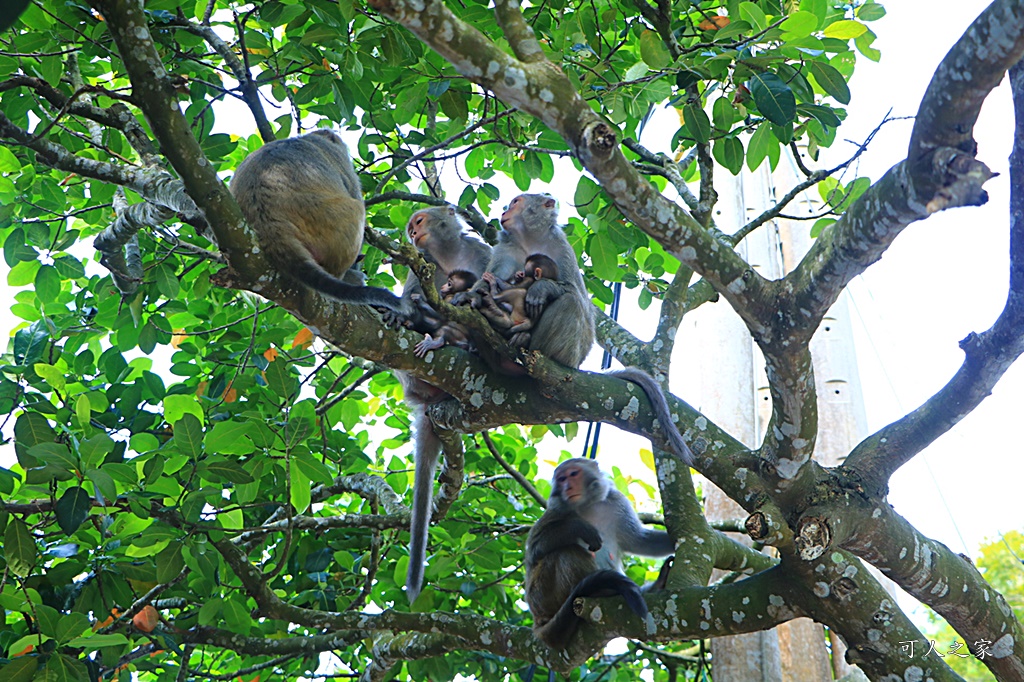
(523, 278), (568, 319)
(608, 491), (676, 557)
(527, 515), (602, 565)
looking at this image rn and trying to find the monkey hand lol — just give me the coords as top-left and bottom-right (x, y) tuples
(508, 331), (531, 348)
(524, 278), (564, 319)
(414, 334), (444, 357)
(650, 556), (674, 591)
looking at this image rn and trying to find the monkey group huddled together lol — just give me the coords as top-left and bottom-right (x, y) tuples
(228, 130), (688, 646)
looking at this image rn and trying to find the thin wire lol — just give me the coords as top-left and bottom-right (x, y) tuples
(583, 281), (622, 459)
(846, 284), (971, 555)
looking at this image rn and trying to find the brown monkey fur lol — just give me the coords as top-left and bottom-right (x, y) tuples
(229, 129), (406, 312)
(478, 253), (561, 347)
(525, 458), (666, 648)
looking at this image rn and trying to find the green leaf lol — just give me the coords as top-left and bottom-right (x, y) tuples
(32, 362), (66, 393)
(153, 264), (180, 299)
(588, 231), (620, 281)
(264, 357), (298, 398)
(4, 517), (36, 576)
(0, 656), (39, 682)
(44, 653), (88, 682)
(75, 394), (91, 427)
(221, 597), (252, 635)
(197, 458), (255, 484)
(55, 486), (92, 535)
(55, 612), (90, 644)
(748, 72), (796, 126)
(683, 103), (711, 144)
(34, 264), (61, 303)
(294, 452), (333, 484)
(289, 460), (311, 514)
(746, 124), (777, 172)
(808, 61), (851, 104)
(156, 543), (185, 583)
(284, 403), (316, 450)
(738, 2), (767, 31)
(712, 137), (743, 175)
(712, 97), (735, 132)
(0, 143), (20, 172)
(574, 176), (601, 211)
(639, 30), (670, 69)
(857, 3), (886, 21)
(780, 10), (819, 37)
(65, 633), (130, 651)
(86, 468), (117, 505)
(28, 442), (79, 472)
(810, 217), (836, 238)
(80, 433), (115, 471)
(823, 19), (866, 40)
(173, 413), (204, 459)
(205, 421), (256, 455)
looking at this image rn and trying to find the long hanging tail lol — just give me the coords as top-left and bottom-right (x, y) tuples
(405, 407), (442, 603)
(535, 570), (648, 649)
(297, 256), (408, 314)
(604, 367), (694, 466)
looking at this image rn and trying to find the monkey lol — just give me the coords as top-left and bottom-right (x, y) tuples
(229, 129), (408, 314)
(466, 194), (595, 368)
(473, 195), (695, 465)
(550, 458), (675, 573)
(524, 458), (670, 648)
(395, 206), (492, 604)
(477, 253), (562, 346)
(413, 269), (477, 357)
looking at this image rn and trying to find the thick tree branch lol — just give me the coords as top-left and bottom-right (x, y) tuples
(845, 50), (1024, 489)
(779, 2), (1024, 352)
(833, 502), (1024, 680)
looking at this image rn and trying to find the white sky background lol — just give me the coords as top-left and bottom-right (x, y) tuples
(0, 0), (1020, 637)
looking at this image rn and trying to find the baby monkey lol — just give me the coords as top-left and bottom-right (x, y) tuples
(413, 270), (477, 357)
(478, 253), (561, 347)
(525, 458), (673, 648)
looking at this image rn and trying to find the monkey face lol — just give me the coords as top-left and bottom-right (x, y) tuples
(554, 464), (585, 505)
(407, 211), (431, 248)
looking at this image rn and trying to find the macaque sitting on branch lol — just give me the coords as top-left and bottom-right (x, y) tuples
(525, 458), (675, 648)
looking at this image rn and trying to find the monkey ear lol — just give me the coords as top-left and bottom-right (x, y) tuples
(446, 206), (457, 216)
(544, 197), (556, 209)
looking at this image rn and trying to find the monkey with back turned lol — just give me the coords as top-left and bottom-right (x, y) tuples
(477, 252), (561, 346)
(229, 129), (409, 314)
(525, 458), (673, 648)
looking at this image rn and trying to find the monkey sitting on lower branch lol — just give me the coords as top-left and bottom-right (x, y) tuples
(525, 458), (674, 648)
(228, 129), (409, 315)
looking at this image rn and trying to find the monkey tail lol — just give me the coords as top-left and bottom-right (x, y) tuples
(296, 255), (409, 315)
(605, 368), (694, 466)
(536, 570), (648, 649)
(405, 406), (442, 603)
